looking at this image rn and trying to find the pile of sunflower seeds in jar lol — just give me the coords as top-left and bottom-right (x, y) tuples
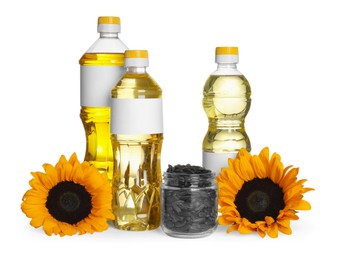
(161, 164), (218, 238)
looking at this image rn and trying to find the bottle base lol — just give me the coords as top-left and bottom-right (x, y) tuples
(161, 224), (217, 238)
(112, 220), (159, 231)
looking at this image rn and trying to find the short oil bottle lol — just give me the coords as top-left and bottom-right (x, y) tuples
(202, 47), (251, 174)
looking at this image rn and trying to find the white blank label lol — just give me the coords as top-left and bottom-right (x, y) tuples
(111, 98), (163, 135)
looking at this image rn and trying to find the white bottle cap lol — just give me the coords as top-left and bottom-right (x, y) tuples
(215, 47), (239, 64)
(124, 50), (149, 67)
(97, 16), (121, 33)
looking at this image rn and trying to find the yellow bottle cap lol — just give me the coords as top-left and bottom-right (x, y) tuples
(97, 16), (121, 33)
(125, 50), (149, 59)
(98, 16), (120, 25)
(216, 47), (239, 55)
(215, 46), (239, 63)
(124, 50), (149, 67)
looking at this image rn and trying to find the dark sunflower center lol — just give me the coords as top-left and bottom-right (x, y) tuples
(247, 190), (270, 212)
(234, 178), (285, 222)
(59, 192), (81, 212)
(46, 181), (92, 225)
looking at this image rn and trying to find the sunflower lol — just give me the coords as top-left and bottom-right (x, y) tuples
(21, 153), (114, 236)
(217, 147), (313, 238)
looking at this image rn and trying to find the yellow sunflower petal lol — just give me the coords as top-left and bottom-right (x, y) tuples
(265, 216), (275, 225)
(237, 148), (252, 160)
(219, 216), (233, 225)
(219, 195), (236, 207)
(85, 215), (110, 232)
(257, 228), (266, 238)
(283, 179), (309, 202)
(28, 178), (48, 193)
(23, 189), (48, 200)
(227, 158), (235, 171)
(76, 219), (93, 234)
(81, 161), (91, 171)
(71, 161), (85, 184)
(21, 203), (48, 218)
(43, 218), (58, 236)
(285, 195), (304, 208)
(258, 147), (270, 171)
(226, 169), (245, 191)
(250, 155), (267, 178)
(227, 224), (239, 233)
(283, 165), (293, 175)
(31, 172), (55, 190)
(22, 195), (46, 205)
(30, 214), (46, 228)
(42, 163), (56, 174)
(222, 215), (238, 225)
(68, 153), (79, 166)
(219, 205), (239, 215)
(238, 225), (254, 234)
(279, 167), (298, 188)
(239, 156), (255, 181)
(283, 176), (306, 194)
(58, 222), (77, 236)
(56, 155), (68, 165)
(293, 200), (311, 210)
(91, 208), (115, 220)
(276, 217), (290, 228)
(232, 159), (250, 182)
(256, 220), (267, 230)
(302, 187), (315, 193)
(83, 168), (107, 191)
(217, 173), (239, 196)
(60, 162), (74, 182)
(268, 152), (284, 183)
(277, 219), (292, 235)
(278, 225), (292, 235)
(92, 195), (112, 208)
(282, 209), (299, 220)
(52, 225), (61, 236)
(267, 223), (279, 238)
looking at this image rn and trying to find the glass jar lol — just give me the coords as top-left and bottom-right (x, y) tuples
(161, 166), (218, 238)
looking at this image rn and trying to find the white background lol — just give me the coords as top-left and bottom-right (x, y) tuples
(0, 0), (335, 259)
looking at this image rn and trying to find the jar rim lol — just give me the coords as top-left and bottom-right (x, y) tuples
(163, 171), (216, 178)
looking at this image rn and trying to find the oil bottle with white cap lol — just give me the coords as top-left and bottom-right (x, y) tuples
(79, 16), (127, 180)
(110, 50), (163, 231)
(202, 47), (251, 174)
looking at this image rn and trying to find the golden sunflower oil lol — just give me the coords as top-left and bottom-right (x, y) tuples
(110, 50), (163, 231)
(79, 17), (127, 180)
(202, 47), (251, 174)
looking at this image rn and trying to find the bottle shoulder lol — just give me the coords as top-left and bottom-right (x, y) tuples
(112, 73), (162, 98)
(203, 74), (251, 95)
(85, 37), (128, 54)
(211, 68), (242, 76)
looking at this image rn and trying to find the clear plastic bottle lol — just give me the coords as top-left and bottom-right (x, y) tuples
(110, 50), (163, 231)
(79, 16), (127, 180)
(202, 47), (251, 174)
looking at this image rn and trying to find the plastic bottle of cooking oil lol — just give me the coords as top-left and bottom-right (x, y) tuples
(110, 50), (163, 231)
(202, 47), (251, 174)
(79, 16), (127, 180)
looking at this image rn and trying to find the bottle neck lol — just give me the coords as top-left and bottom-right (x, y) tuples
(217, 63), (237, 70)
(213, 62), (241, 76)
(126, 67), (147, 74)
(99, 32), (118, 38)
